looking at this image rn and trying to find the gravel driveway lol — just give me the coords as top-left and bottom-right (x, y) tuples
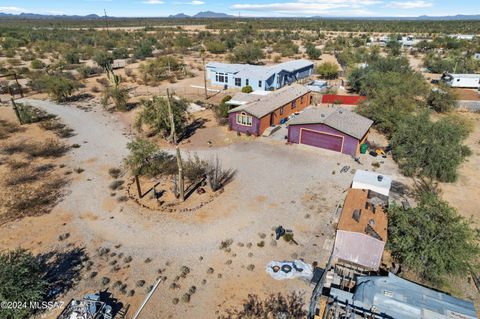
(15, 98), (405, 318)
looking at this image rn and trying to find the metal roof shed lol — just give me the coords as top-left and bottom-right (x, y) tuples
(351, 170), (392, 197)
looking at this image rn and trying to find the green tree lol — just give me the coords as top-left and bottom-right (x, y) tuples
(112, 47), (129, 59)
(386, 39), (401, 56)
(93, 51), (114, 71)
(205, 40), (227, 54)
(0, 249), (48, 319)
(390, 112), (471, 182)
(229, 44), (264, 64)
(388, 192), (479, 283)
(427, 85), (457, 113)
(63, 51), (80, 65)
(305, 43), (321, 60)
(214, 95), (232, 122)
(135, 95), (188, 138)
(101, 76), (129, 111)
(124, 138), (175, 177)
(139, 56), (184, 84)
(30, 59), (45, 70)
(133, 42), (153, 60)
(316, 62), (339, 79)
(30, 75), (78, 102)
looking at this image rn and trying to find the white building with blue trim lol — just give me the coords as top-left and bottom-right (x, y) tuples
(205, 60), (314, 91)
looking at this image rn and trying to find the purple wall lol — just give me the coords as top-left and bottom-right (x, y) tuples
(228, 112), (260, 136)
(288, 123), (359, 156)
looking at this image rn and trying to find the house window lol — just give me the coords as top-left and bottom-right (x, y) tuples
(292, 100), (297, 109)
(216, 72), (226, 83)
(280, 107), (284, 115)
(258, 80), (262, 88)
(235, 78), (241, 86)
(236, 112), (252, 126)
(246, 79), (249, 85)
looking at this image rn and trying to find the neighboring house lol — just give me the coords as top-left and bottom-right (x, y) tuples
(227, 84), (311, 136)
(328, 273), (478, 319)
(287, 108), (373, 156)
(351, 170), (392, 197)
(449, 34), (475, 40)
(400, 35), (420, 48)
(305, 80), (328, 93)
(441, 73), (480, 88)
(333, 188), (388, 271)
(205, 60), (314, 91)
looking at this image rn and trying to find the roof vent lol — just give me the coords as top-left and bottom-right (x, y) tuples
(369, 219), (376, 227)
(338, 109), (343, 114)
(352, 209), (361, 223)
(321, 113), (325, 117)
(377, 175), (384, 182)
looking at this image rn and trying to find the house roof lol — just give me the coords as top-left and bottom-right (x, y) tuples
(351, 169), (392, 197)
(206, 59), (314, 81)
(333, 230), (385, 270)
(337, 188), (388, 242)
(226, 92), (264, 106)
(351, 273), (478, 318)
(445, 73), (480, 78)
(287, 107), (373, 140)
(228, 84), (310, 118)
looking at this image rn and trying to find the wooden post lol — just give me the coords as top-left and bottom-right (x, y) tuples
(14, 73), (23, 98)
(11, 98), (23, 125)
(135, 175), (142, 198)
(166, 89), (185, 201)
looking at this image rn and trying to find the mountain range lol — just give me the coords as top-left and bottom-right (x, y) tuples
(0, 11), (479, 20)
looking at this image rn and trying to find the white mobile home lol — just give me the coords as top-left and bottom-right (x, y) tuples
(441, 73), (480, 89)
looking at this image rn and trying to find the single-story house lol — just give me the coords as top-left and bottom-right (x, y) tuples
(351, 170), (392, 197)
(228, 84), (311, 136)
(206, 60), (314, 91)
(333, 188), (388, 271)
(287, 108), (373, 156)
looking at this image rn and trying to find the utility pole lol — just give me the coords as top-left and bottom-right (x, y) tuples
(201, 47), (208, 99)
(166, 89), (185, 201)
(104, 9), (110, 36)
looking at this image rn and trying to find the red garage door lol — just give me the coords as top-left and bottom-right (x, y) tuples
(300, 129), (343, 152)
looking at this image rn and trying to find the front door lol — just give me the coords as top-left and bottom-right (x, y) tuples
(270, 113), (275, 126)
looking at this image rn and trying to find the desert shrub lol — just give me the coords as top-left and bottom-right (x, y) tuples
(183, 154), (208, 182)
(94, 51), (114, 71)
(0, 120), (22, 139)
(1, 178), (67, 224)
(206, 155), (236, 191)
(133, 42), (153, 60)
(241, 85), (253, 93)
(29, 74), (79, 102)
(205, 40), (227, 54)
(220, 292), (306, 319)
(64, 51), (80, 65)
(112, 47), (129, 59)
(30, 59), (45, 69)
(27, 139), (69, 158)
(228, 44), (264, 64)
(214, 95), (231, 124)
(108, 168), (122, 179)
(139, 56), (185, 84)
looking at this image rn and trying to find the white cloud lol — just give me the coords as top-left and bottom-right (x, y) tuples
(142, 0), (165, 4)
(231, 0), (381, 16)
(386, 0), (432, 9)
(0, 6), (26, 13)
(190, 0), (205, 4)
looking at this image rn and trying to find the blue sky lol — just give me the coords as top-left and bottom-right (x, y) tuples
(0, 0), (478, 17)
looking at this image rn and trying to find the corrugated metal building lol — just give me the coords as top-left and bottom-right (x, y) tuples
(329, 273), (478, 319)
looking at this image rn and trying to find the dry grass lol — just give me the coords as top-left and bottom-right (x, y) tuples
(0, 120), (24, 140)
(0, 139), (69, 158)
(0, 177), (68, 225)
